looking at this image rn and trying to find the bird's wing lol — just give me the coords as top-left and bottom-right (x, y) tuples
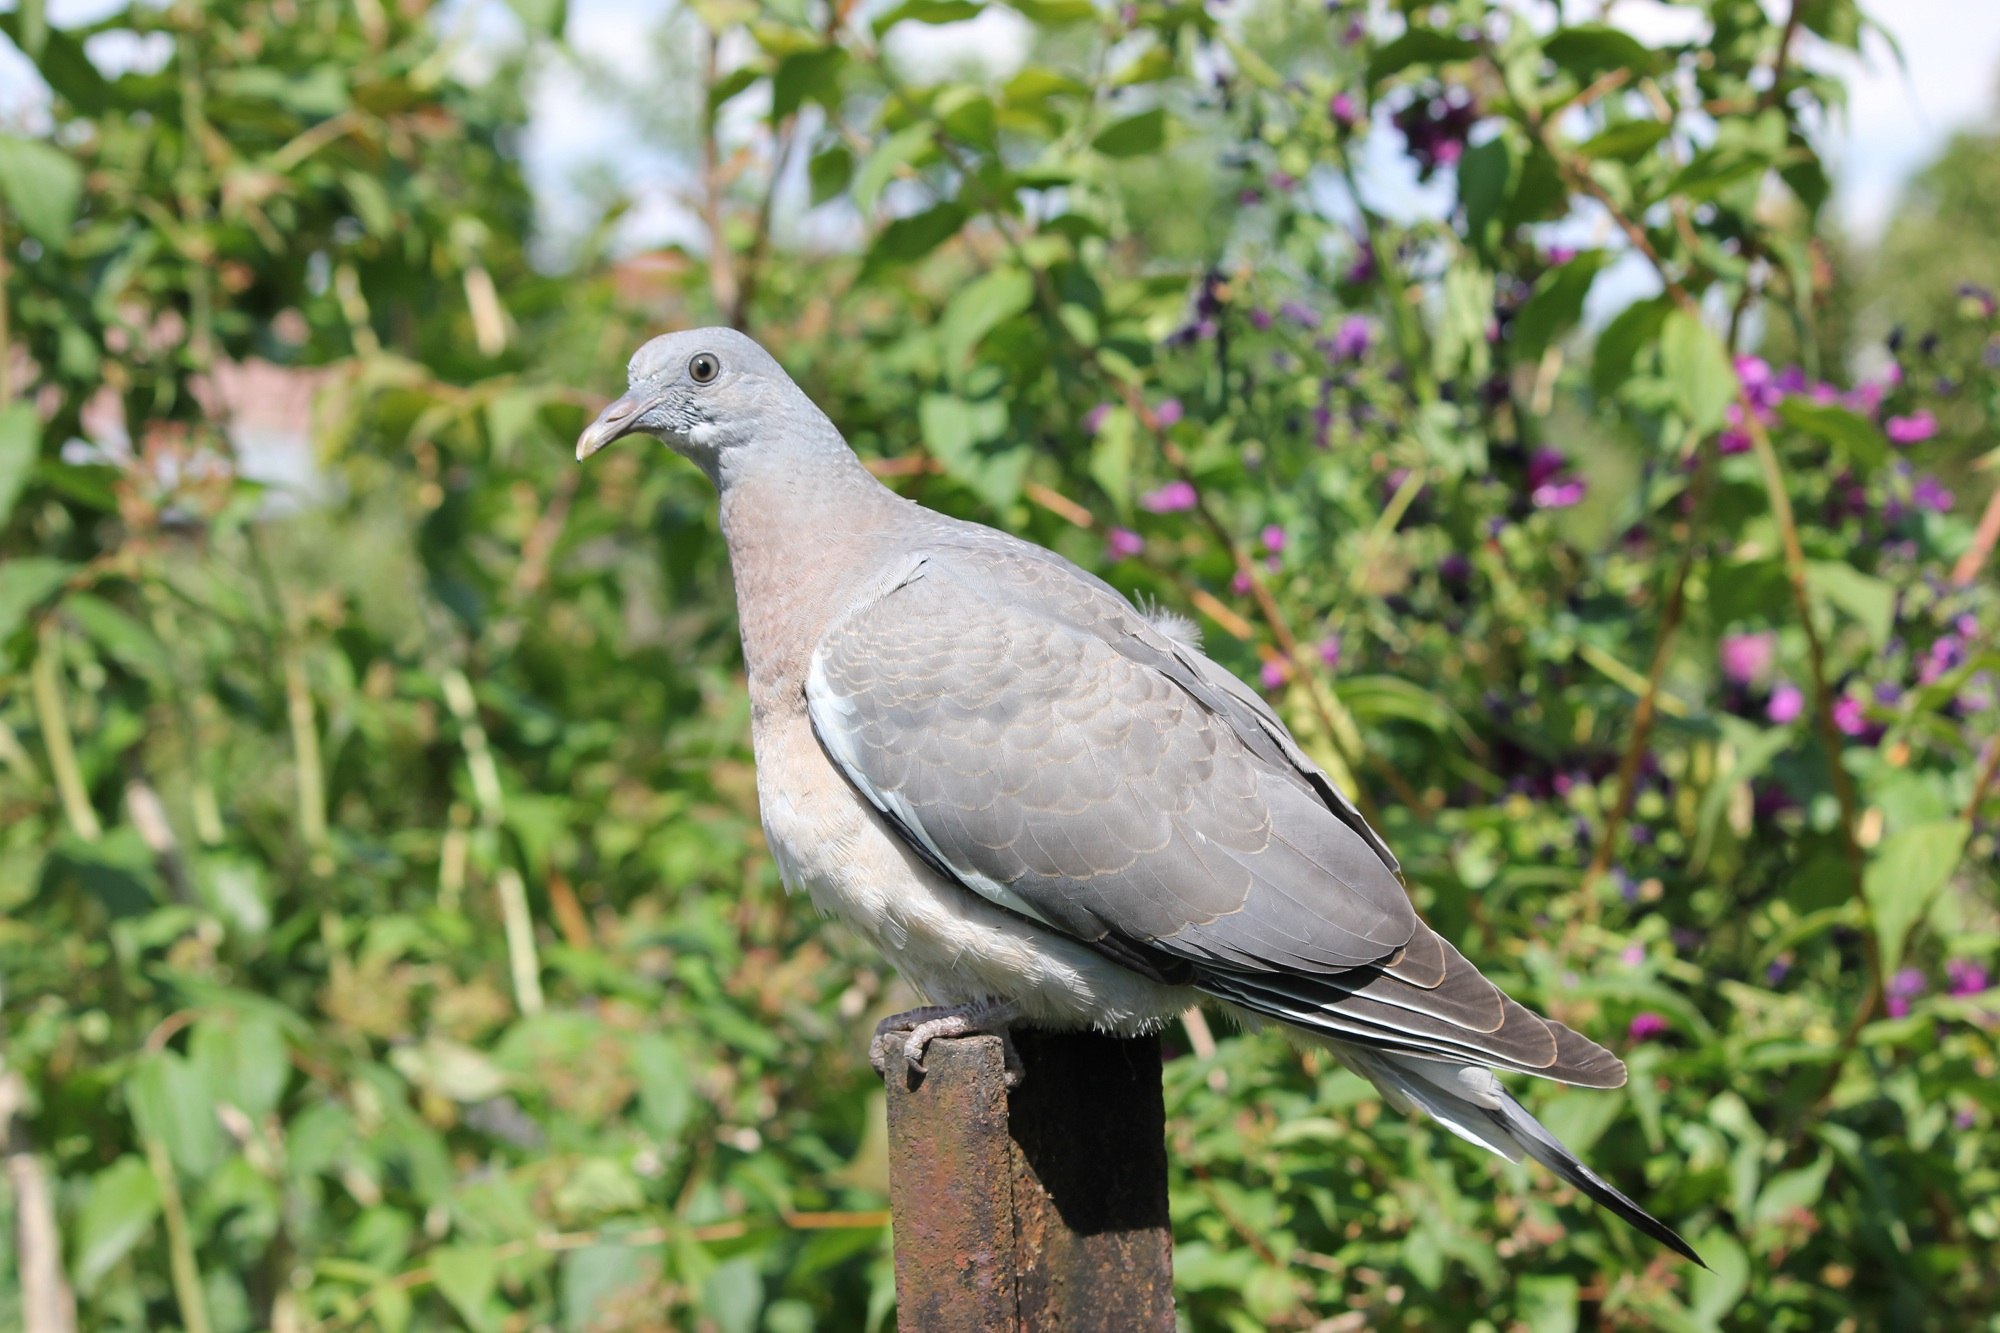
(805, 546), (1621, 1085)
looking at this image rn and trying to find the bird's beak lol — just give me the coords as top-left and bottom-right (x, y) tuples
(576, 391), (658, 461)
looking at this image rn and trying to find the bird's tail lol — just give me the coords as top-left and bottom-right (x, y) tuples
(1333, 1044), (1705, 1266)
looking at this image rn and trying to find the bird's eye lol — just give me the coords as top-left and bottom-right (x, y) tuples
(689, 352), (720, 384)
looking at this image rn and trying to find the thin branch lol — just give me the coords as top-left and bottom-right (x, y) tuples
(1576, 485), (1705, 908)
(2, 1064), (78, 1333)
(1951, 482), (2000, 586)
(1965, 739), (2000, 826)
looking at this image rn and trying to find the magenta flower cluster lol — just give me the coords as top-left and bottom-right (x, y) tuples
(1392, 87), (1478, 179)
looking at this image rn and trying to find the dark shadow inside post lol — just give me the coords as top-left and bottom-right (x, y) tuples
(1006, 1028), (1172, 1236)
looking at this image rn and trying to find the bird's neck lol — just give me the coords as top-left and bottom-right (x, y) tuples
(717, 441), (911, 712)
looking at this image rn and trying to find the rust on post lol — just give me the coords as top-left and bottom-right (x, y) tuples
(882, 1030), (1175, 1332)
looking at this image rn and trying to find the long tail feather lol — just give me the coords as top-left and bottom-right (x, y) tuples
(1333, 1045), (1704, 1266)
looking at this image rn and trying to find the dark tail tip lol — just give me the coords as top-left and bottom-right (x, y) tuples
(1489, 1097), (1707, 1267)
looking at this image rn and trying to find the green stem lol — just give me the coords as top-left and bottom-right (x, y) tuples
(147, 1136), (213, 1333)
(30, 626), (100, 842)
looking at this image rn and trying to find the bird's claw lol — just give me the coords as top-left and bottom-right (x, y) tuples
(869, 1002), (1024, 1087)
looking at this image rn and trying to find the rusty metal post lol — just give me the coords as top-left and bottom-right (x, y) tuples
(882, 1029), (1175, 1332)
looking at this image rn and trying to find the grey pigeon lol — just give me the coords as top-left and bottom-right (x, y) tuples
(578, 327), (1699, 1263)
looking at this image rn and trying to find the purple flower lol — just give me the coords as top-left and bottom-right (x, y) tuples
(1229, 569), (1252, 596)
(1960, 284), (1997, 319)
(1718, 428), (1754, 456)
(1342, 244), (1376, 286)
(1920, 634), (1965, 685)
(1140, 480), (1198, 514)
(1719, 631), (1776, 686)
(1248, 307), (1272, 330)
(1832, 695), (1868, 736)
(1766, 955), (1792, 986)
(1106, 527), (1144, 560)
(1735, 355), (1780, 413)
(1627, 1012), (1669, 1042)
(1886, 410), (1938, 445)
(1947, 959), (1991, 997)
(1260, 523), (1286, 555)
(1526, 448), (1567, 490)
(1620, 942), (1645, 967)
(1886, 967), (1926, 1018)
(1083, 404), (1112, 436)
(1532, 480), (1586, 510)
(1318, 635), (1342, 670)
(1330, 91), (1360, 129)
(1329, 315), (1374, 362)
(1766, 681), (1805, 724)
(1154, 398), (1183, 427)
(1281, 300), (1320, 329)
(1912, 475), (1954, 513)
(1393, 88), (1479, 179)
(1259, 659), (1289, 691)
(1545, 246), (1578, 266)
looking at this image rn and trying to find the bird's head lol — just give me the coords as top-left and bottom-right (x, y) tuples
(575, 327), (801, 476)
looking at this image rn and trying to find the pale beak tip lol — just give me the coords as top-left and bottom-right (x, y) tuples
(575, 392), (651, 464)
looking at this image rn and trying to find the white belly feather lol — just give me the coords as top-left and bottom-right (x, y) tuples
(753, 715), (1192, 1035)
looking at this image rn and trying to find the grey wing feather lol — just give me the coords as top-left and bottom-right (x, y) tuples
(805, 539), (1623, 1086)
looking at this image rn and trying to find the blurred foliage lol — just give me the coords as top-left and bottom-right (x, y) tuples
(1, 0), (1997, 1330)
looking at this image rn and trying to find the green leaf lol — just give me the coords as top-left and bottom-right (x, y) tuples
(707, 65), (762, 115)
(1087, 406), (1136, 517)
(432, 1245), (502, 1333)
(1686, 1228), (1750, 1327)
(0, 134), (84, 245)
(1577, 120), (1669, 161)
(127, 1051), (225, 1178)
(772, 47), (845, 121)
(1753, 1154), (1832, 1230)
(0, 400), (39, 526)
(938, 267), (1034, 371)
(1367, 29), (1477, 86)
(1544, 24), (1662, 79)
(702, 1255), (764, 1333)
(390, 1036), (510, 1103)
(1515, 1275), (1579, 1333)
(872, 0), (981, 35)
(861, 202), (967, 276)
(503, 0), (566, 36)
(73, 1155), (161, 1292)
(918, 393), (1025, 509)
(190, 1010), (291, 1118)
(1593, 295), (1672, 398)
(1806, 560), (1895, 646)
(1091, 107), (1166, 158)
(0, 556), (73, 647)
(1776, 396), (1886, 470)
(1458, 135), (1515, 252)
(1660, 308), (1735, 436)
(807, 145), (853, 205)
(1866, 821), (1970, 974)
(1509, 251), (1609, 361)
(1693, 722), (1793, 868)
(1008, 0), (1095, 25)
(562, 1240), (659, 1332)
(63, 594), (173, 680)
(0, 18), (108, 113)
(853, 122), (934, 212)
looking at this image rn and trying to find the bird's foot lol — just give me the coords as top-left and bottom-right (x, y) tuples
(869, 1001), (1025, 1087)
